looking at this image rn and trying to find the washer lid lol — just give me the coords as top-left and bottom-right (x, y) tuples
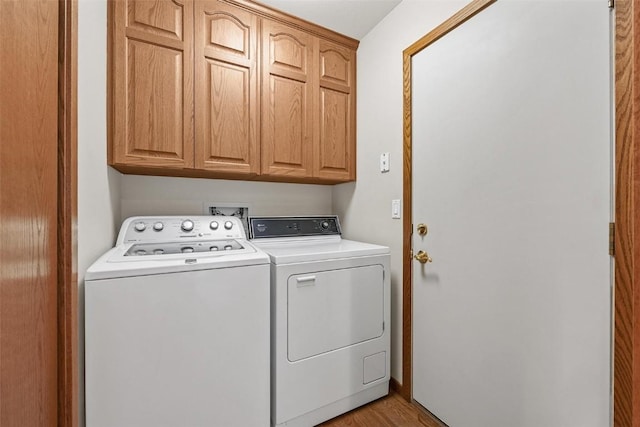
(252, 238), (389, 264)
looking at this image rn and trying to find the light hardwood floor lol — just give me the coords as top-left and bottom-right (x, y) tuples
(319, 390), (446, 427)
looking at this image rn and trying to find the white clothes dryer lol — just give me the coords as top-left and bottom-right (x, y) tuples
(250, 216), (391, 427)
(85, 216), (270, 427)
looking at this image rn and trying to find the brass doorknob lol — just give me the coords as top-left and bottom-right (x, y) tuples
(417, 223), (428, 236)
(414, 250), (432, 264)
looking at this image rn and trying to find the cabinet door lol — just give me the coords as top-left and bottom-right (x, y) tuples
(261, 20), (316, 178)
(315, 40), (356, 181)
(110, 0), (194, 169)
(195, 1), (259, 175)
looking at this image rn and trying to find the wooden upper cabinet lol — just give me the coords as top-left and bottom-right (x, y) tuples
(109, 0), (358, 183)
(110, 0), (194, 169)
(261, 19), (316, 179)
(315, 40), (356, 181)
(194, 0), (259, 175)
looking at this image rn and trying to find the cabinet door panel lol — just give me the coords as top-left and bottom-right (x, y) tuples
(271, 34), (307, 75)
(262, 20), (315, 178)
(315, 40), (355, 181)
(195, 1), (258, 174)
(126, 40), (186, 161)
(127, 0), (185, 41)
(205, 5), (251, 62)
(320, 48), (350, 87)
(205, 60), (252, 166)
(270, 76), (306, 167)
(111, 0), (194, 169)
(319, 88), (350, 173)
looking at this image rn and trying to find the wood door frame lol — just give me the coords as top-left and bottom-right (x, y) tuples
(612, 1), (640, 425)
(400, 1), (640, 426)
(58, 0), (78, 425)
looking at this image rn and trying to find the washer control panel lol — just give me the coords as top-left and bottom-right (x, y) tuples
(118, 216), (244, 244)
(249, 216), (341, 239)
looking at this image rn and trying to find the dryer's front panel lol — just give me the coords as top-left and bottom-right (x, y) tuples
(287, 265), (384, 362)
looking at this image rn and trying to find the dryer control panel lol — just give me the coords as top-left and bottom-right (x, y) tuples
(249, 216), (341, 239)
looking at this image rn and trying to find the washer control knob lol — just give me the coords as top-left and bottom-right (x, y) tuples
(321, 220), (330, 230)
(153, 222), (164, 232)
(224, 221), (233, 230)
(181, 220), (194, 232)
(181, 246), (194, 253)
(210, 221), (219, 230)
(134, 222), (146, 232)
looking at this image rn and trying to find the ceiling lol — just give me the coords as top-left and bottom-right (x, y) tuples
(256, 0), (402, 40)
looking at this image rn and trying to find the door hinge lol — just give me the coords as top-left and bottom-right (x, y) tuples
(609, 222), (615, 256)
(608, 0), (614, 9)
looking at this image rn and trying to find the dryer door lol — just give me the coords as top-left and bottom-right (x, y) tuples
(287, 265), (384, 362)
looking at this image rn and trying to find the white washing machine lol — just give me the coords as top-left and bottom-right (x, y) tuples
(84, 216), (270, 427)
(249, 216), (391, 427)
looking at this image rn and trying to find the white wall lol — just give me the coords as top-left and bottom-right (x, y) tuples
(120, 175), (332, 222)
(333, 0), (467, 383)
(77, 0), (120, 424)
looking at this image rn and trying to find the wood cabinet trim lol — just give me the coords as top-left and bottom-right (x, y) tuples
(109, 0), (123, 165)
(124, 28), (186, 50)
(111, 162), (348, 184)
(220, 0), (359, 49)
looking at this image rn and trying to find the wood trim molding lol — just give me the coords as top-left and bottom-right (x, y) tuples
(614, 1), (640, 426)
(400, 0), (496, 402)
(400, 44), (412, 401)
(57, 0), (78, 425)
(390, 376), (402, 394)
(403, 0), (495, 57)
(106, 0), (115, 165)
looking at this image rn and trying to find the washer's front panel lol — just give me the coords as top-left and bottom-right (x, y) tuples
(85, 266), (270, 427)
(287, 265), (384, 361)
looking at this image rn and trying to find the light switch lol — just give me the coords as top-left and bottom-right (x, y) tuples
(380, 153), (390, 173)
(391, 199), (401, 219)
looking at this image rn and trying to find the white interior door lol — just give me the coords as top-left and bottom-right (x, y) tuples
(411, 2), (611, 426)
